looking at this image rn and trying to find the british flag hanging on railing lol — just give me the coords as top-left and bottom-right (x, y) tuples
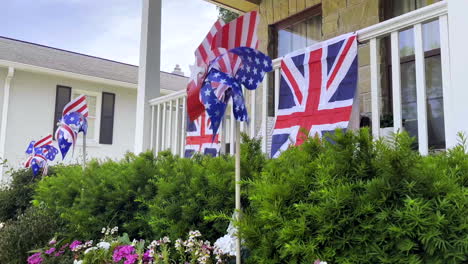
(184, 112), (220, 158)
(24, 134), (59, 176)
(55, 95), (88, 159)
(271, 33), (358, 158)
(187, 11), (260, 122)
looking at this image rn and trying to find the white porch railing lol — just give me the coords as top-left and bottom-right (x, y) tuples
(149, 1), (449, 157)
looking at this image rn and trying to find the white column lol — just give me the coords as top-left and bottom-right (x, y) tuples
(447, 1), (468, 149)
(134, 0), (162, 153)
(0, 67), (14, 182)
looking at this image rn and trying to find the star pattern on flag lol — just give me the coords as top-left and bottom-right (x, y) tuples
(200, 47), (273, 138)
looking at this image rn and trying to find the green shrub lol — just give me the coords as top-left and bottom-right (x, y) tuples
(0, 206), (65, 264)
(240, 129), (468, 264)
(34, 152), (157, 240)
(145, 135), (265, 242)
(0, 168), (43, 221)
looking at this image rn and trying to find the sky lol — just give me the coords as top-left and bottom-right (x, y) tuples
(0, 0), (220, 75)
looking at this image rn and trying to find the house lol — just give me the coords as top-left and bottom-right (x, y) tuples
(0, 36), (187, 181)
(137, 0), (468, 158)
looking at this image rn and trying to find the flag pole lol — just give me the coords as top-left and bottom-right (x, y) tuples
(235, 121), (241, 264)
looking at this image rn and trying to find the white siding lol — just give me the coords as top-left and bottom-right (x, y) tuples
(2, 69), (137, 173)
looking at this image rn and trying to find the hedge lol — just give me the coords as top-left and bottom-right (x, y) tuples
(239, 129), (468, 264)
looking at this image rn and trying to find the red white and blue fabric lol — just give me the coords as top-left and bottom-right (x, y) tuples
(201, 47), (273, 138)
(62, 94), (89, 118)
(24, 134), (58, 176)
(187, 11), (260, 121)
(55, 95), (88, 159)
(271, 33), (358, 158)
(185, 112), (220, 158)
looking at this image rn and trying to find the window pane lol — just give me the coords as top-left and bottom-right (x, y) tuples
(87, 117), (95, 138)
(73, 93), (97, 117)
(400, 56), (445, 150)
(425, 55), (445, 149)
(277, 16), (321, 57)
(401, 61), (418, 141)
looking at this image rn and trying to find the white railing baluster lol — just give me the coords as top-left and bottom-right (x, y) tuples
(414, 23), (429, 155)
(250, 89), (256, 138)
(370, 38), (381, 139)
(161, 102), (167, 150)
(168, 100), (173, 152)
(274, 68), (280, 117)
(439, 14), (452, 148)
(220, 117), (226, 155)
(174, 98), (180, 154)
(262, 73), (268, 154)
(150, 105), (155, 152)
(391, 32), (403, 132)
(230, 106), (235, 155)
(155, 104), (161, 154)
(180, 97), (187, 157)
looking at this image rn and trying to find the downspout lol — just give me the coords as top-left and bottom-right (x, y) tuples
(0, 67), (15, 182)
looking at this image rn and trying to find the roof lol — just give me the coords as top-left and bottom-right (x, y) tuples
(0, 36), (188, 91)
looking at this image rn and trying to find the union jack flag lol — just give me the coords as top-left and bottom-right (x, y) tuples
(187, 11), (260, 121)
(271, 33), (358, 158)
(184, 112), (220, 158)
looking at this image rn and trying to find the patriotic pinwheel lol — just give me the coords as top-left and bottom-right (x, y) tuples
(24, 135), (58, 176)
(55, 111), (88, 159)
(200, 47), (273, 138)
(55, 94), (88, 160)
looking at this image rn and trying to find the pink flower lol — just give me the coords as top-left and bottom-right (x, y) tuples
(113, 245), (138, 264)
(45, 247), (56, 255)
(70, 240), (82, 251)
(27, 253), (43, 264)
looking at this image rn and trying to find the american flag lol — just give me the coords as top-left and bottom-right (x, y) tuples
(271, 33), (358, 158)
(187, 11), (260, 121)
(63, 94), (88, 117)
(185, 112), (220, 158)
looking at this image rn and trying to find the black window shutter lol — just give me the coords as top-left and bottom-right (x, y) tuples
(53, 85), (71, 138)
(99, 92), (115, 144)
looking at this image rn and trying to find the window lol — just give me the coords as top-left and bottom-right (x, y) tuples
(384, 0), (445, 149)
(99, 92), (115, 144)
(271, 5), (322, 58)
(268, 5), (322, 115)
(53, 85), (71, 138)
(72, 91), (98, 141)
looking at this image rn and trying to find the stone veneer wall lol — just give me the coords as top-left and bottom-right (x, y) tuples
(254, 0), (383, 119)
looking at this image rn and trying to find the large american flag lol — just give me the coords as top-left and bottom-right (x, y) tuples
(271, 33), (358, 158)
(187, 11), (260, 121)
(184, 112), (220, 158)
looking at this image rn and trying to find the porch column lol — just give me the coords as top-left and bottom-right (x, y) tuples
(447, 0), (468, 148)
(0, 67), (14, 182)
(134, 0), (162, 153)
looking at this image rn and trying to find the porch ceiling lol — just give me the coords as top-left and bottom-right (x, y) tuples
(204, 0), (260, 13)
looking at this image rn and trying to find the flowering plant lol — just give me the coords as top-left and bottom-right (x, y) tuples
(28, 227), (232, 264)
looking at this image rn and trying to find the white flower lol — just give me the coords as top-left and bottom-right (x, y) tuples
(101, 227), (106, 234)
(97, 242), (110, 250)
(73, 260), (83, 264)
(111, 226), (118, 235)
(162, 236), (171, 244)
(0, 222), (4, 230)
(84, 247), (98, 254)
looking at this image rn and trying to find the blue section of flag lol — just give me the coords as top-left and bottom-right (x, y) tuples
(201, 47), (273, 138)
